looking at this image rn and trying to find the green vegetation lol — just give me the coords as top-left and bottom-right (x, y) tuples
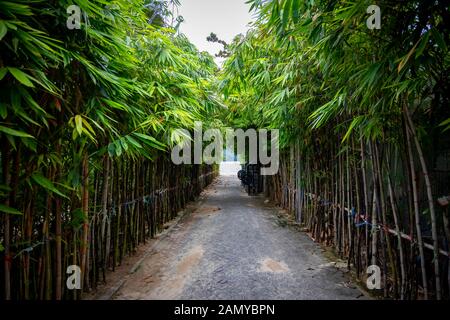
(1, 0), (449, 300)
(221, 0), (449, 299)
(0, 0), (220, 299)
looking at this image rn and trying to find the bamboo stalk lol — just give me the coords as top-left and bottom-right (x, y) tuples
(55, 141), (62, 299)
(405, 122), (428, 299)
(2, 140), (11, 300)
(404, 107), (441, 300)
(100, 155), (110, 281)
(386, 155), (407, 299)
(374, 142), (395, 298)
(80, 152), (89, 292)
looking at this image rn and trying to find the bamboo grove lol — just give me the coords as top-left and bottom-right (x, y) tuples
(0, 0), (222, 300)
(221, 1), (450, 299)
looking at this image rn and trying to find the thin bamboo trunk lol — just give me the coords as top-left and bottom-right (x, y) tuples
(55, 140), (62, 300)
(346, 146), (353, 267)
(2, 140), (11, 300)
(404, 107), (441, 300)
(100, 155), (110, 281)
(360, 140), (370, 270)
(386, 154), (406, 299)
(80, 152), (90, 291)
(406, 122), (428, 299)
(374, 143), (396, 298)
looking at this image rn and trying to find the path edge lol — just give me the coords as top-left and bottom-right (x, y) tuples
(93, 197), (205, 300)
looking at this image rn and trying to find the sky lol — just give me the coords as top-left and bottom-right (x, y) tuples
(177, 0), (255, 62)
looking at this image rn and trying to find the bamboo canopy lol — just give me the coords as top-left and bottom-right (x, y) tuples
(1, 0), (449, 301)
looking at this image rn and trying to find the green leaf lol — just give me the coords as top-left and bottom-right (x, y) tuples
(398, 39), (420, 73)
(81, 117), (95, 135)
(125, 135), (143, 149)
(8, 68), (34, 87)
(342, 116), (364, 142)
(291, 0), (300, 23)
(0, 125), (34, 138)
(102, 98), (128, 111)
(281, 0), (291, 30)
(0, 21), (7, 41)
(120, 138), (129, 152)
(0, 67), (8, 81)
(0, 204), (23, 215)
(108, 143), (116, 157)
(31, 172), (68, 199)
(75, 115), (83, 135)
(82, 127), (97, 143)
(22, 137), (37, 152)
(415, 31), (430, 58)
(133, 133), (166, 150)
(439, 118), (450, 132)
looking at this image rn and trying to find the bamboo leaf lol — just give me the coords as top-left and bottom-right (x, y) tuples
(439, 118), (450, 132)
(31, 172), (68, 199)
(125, 135), (143, 149)
(0, 125), (34, 138)
(81, 117), (95, 136)
(8, 67), (34, 87)
(415, 31), (430, 58)
(398, 40), (420, 73)
(108, 143), (116, 157)
(114, 140), (122, 157)
(0, 204), (23, 215)
(133, 132), (166, 150)
(342, 116), (364, 143)
(0, 20), (7, 41)
(75, 115), (83, 135)
(0, 67), (8, 81)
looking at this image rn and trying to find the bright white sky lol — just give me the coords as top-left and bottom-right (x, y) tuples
(178, 0), (254, 62)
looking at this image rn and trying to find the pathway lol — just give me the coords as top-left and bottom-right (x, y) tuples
(101, 174), (365, 300)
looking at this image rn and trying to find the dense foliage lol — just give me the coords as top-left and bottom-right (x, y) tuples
(221, 0), (449, 299)
(1, 0), (449, 301)
(0, 0), (220, 299)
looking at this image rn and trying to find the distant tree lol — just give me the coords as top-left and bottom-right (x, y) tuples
(207, 32), (231, 58)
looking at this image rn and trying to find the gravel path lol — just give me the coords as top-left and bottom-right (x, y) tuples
(111, 175), (365, 300)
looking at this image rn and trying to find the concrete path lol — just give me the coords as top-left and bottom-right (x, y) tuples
(110, 175), (364, 300)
